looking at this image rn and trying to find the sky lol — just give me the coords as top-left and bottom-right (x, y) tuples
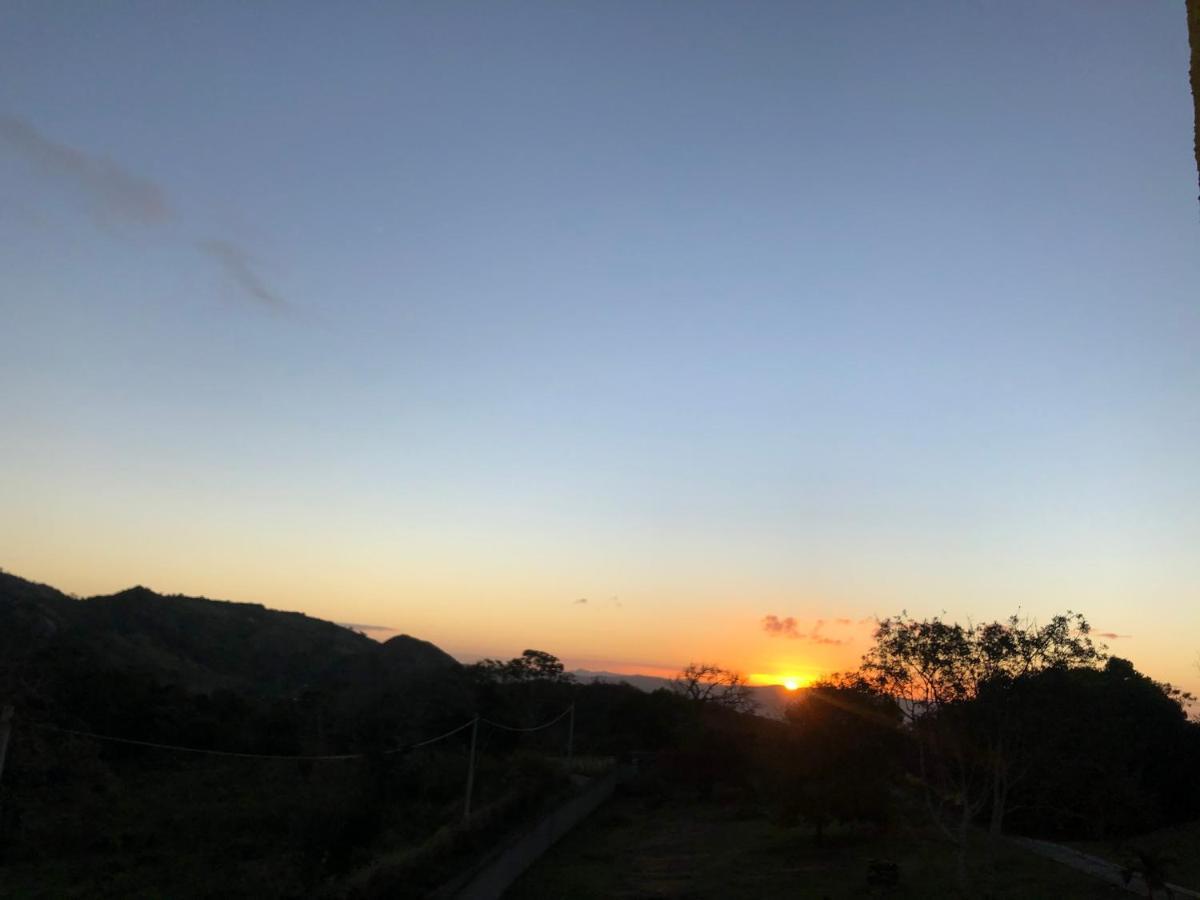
(2, 2), (1198, 693)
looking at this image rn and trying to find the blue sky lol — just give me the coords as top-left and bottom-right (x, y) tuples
(2, 2), (1198, 688)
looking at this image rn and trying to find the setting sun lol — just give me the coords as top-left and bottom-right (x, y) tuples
(750, 672), (814, 690)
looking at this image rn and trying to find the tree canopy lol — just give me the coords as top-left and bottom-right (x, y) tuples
(671, 662), (757, 714)
(469, 649), (573, 684)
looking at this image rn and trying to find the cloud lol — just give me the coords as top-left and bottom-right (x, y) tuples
(2, 114), (287, 311)
(1094, 632), (1131, 640)
(810, 633), (850, 646)
(808, 619), (850, 646)
(762, 614), (800, 638)
(574, 595), (624, 609)
(833, 617), (853, 626)
(0, 114), (170, 225)
(762, 613), (851, 645)
(198, 238), (287, 308)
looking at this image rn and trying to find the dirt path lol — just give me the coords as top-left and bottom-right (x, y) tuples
(1009, 836), (1200, 898)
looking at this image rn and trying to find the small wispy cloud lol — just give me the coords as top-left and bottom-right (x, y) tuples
(810, 635), (848, 645)
(198, 238), (287, 308)
(808, 619), (849, 646)
(574, 595), (623, 608)
(0, 114), (170, 226)
(762, 614), (800, 638)
(762, 614), (851, 645)
(1095, 632), (1131, 640)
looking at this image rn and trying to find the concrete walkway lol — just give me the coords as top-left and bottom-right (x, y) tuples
(1010, 835), (1200, 898)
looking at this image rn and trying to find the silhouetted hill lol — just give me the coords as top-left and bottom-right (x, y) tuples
(0, 569), (83, 658)
(379, 633), (459, 670)
(0, 570), (459, 698)
(72, 584), (378, 693)
(321, 631), (462, 700)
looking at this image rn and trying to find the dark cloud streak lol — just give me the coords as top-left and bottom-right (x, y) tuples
(0, 114), (170, 225)
(1, 113), (287, 310)
(198, 239), (287, 308)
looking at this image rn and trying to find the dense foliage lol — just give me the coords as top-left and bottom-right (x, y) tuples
(1, 571), (1196, 897)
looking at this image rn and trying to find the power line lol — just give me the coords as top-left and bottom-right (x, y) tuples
(407, 718), (476, 750)
(481, 706), (572, 733)
(28, 706), (573, 762)
(31, 723), (365, 760)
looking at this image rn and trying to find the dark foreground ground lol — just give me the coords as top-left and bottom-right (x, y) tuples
(506, 792), (1129, 899)
(1071, 819), (1200, 893)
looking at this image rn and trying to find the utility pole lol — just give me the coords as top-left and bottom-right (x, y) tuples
(463, 716), (479, 820)
(566, 703), (575, 766)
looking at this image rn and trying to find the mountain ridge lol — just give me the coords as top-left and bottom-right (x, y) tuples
(0, 569), (456, 698)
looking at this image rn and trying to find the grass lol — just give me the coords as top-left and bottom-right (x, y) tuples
(1070, 818), (1200, 891)
(0, 748), (575, 898)
(506, 791), (1131, 899)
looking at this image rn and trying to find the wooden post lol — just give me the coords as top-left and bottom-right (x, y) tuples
(566, 703), (575, 765)
(0, 705), (13, 815)
(463, 716), (479, 820)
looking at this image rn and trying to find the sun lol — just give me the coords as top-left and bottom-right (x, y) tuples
(783, 677), (801, 691)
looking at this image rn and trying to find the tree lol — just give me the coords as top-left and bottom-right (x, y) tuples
(779, 675), (902, 841)
(671, 663), (757, 714)
(857, 611), (1104, 883)
(1006, 658), (1200, 839)
(469, 649), (573, 684)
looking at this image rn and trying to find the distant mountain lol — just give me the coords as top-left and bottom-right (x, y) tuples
(572, 668), (796, 718)
(1, 570), (798, 720)
(323, 632), (460, 694)
(572, 669), (673, 692)
(0, 569), (458, 698)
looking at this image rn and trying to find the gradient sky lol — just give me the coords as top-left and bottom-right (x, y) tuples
(2, 2), (1198, 693)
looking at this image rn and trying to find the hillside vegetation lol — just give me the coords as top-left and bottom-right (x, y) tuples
(1, 571), (1197, 898)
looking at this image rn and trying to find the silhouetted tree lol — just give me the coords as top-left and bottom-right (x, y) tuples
(857, 612), (1104, 883)
(671, 663), (756, 714)
(470, 649), (573, 684)
(780, 675), (902, 841)
(1005, 658), (1200, 839)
